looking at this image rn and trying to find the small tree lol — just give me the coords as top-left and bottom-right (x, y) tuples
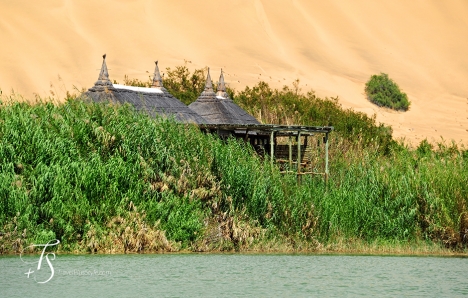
(163, 64), (206, 105)
(365, 73), (410, 111)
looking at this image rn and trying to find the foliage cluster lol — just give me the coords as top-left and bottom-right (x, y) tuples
(0, 66), (466, 254)
(322, 139), (468, 248)
(234, 81), (394, 153)
(0, 99), (326, 253)
(0, 98), (467, 254)
(365, 73), (410, 111)
(162, 64), (207, 105)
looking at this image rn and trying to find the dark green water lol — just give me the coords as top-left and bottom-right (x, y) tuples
(1, 254), (467, 297)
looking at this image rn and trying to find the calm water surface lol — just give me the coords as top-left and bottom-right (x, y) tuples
(1, 254), (467, 297)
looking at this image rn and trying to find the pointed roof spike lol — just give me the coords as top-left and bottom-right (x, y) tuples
(216, 68), (229, 98)
(93, 53), (114, 89)
(217, 69), (226, 92)
(204, 67), (214, 92)
(152, 60), (164, 88)
(98, 53), (110, 81)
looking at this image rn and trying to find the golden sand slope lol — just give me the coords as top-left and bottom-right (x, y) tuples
(1, 0), (467, 144)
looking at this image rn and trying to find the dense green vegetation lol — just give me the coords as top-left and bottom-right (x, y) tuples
(365, 73), (410, 111)
(0, 67), (467, 254)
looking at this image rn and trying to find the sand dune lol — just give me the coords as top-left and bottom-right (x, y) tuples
(1, 0), (467, 144)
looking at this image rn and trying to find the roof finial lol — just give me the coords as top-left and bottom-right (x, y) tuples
(204, 67), (214, 92)
(216, 69), (228, 98)
(152, 60), (164, 88)
(94, 53), (113, 88)
(98, 54), (110, 81)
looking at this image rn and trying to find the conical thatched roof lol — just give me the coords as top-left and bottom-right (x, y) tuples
(188, 69), (260, 125)
(85, 56), (206, 124)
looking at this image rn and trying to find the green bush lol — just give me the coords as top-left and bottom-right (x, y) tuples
(365, 73), (410, 111)
(163, 64), (207, 105)
(234, 81), (394, 153)
(2, 67), (466, 253)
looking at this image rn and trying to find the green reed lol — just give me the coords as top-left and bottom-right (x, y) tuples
(0, 94), (466, 254)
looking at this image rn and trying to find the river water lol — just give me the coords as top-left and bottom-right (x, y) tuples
(1, 253), (467, 297)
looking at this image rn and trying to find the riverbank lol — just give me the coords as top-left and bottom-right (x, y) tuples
(4, 236), (466, 257)
(1, 94), (467, 256)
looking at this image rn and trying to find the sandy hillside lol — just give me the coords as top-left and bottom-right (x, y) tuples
(1, 0), (467, 144)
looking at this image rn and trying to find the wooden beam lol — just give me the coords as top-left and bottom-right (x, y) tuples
(325, 132), (329, 184)
(270, 131), (275, 166)
(297, 131), (302, 183)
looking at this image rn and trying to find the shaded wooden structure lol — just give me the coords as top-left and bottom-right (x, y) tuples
(192, 69), (334, 180)
(200, 123), (333, 180)
(85, 55), (206, 124)
(85, 55), (333, 180)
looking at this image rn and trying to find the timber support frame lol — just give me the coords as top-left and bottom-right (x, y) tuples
(198, 123), (334, 181)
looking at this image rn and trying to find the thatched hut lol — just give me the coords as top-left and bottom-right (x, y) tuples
(188, 69), (260, 125)
(85, 55), (206, 124)
(83, 56), (333, 180)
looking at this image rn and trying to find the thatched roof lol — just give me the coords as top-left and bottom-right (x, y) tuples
(188, 69), (260, 125)
(85, 55), (206, 124)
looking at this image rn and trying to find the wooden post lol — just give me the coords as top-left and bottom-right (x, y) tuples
(270, 131), (275, 166)
(288, 135), (292, 170)
(325, 132), (329, 184)
(297, 131), (302, 183)
(304, 135), (309, 174)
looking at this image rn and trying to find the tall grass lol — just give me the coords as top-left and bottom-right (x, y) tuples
(0, 98), (327, 253)
(315, 138), (468, 248)
(0, 75), (467, 254)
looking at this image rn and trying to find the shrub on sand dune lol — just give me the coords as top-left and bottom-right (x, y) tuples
(365, 73), (410, 111)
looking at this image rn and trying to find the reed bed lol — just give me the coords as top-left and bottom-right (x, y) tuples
(0, 86), (467, 254)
